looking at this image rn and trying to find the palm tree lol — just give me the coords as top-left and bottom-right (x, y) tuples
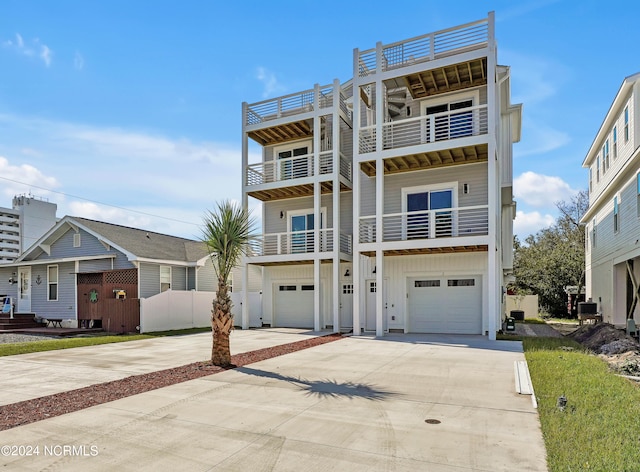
(201, 200), (254, 366)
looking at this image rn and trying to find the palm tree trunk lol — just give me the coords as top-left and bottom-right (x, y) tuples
(211, 279), (233, 366)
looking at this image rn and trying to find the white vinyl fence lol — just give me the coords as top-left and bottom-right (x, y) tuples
(140, 290), (263, 333)
(505, 295), (539, 320)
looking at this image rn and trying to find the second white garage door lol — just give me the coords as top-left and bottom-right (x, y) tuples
(407, 276), (482, 334)
(273, 282), (315, 328)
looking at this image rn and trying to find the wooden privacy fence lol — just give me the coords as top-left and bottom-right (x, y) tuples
(77, 269), (140, 333)
(100, 298), (141, 333)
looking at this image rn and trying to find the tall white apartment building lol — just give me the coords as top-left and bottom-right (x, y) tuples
(0, 195), (58, 263)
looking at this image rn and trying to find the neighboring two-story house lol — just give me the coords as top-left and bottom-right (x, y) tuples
(581, 72), (640, 327)
(240, 12), (521, 340)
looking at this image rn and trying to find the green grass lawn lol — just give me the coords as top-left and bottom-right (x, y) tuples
(0, 327), (211, 357)
(524, 337), (640, 471)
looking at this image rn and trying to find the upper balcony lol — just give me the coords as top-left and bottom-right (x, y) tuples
(356, 16), (491, 86)
(244, 82), (353, 147)
(247, 228), (353, 265)
(359, 104), (488, 158)
(358, 205), (489, 256)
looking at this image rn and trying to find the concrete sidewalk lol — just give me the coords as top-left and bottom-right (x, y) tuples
(0, 328), (322, 406)
(0, 334), (547, 471)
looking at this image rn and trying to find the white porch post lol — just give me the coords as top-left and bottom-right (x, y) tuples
(241, 261), (249, 329)
(313, 85), (322, 332)
(332, 79), (341, 333)
(241, 104), (250, 330)
(375, 42), (385, 338)
(352, 47), (362, 336)
(486, 13), (498, 341)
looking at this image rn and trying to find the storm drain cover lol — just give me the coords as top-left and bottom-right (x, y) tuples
(424, 419), (441, 424)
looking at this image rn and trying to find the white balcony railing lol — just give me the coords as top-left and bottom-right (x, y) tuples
(246, 84), (340, 126)
(357, 17), (489, 77)
(359, 105), (488, 154)
(358, 205), (488, 244)
(249, 229), (353, 257)
(246, 152), (351, 186)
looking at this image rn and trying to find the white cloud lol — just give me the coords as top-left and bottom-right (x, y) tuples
(256, 66), (285, 98)
(74, 52), (84, 70)
(514, 171), (577, 207)
(0, 156), (60, 199)
(0, 113), (252, 238)
(40, 44), (52, 67)
(514, 210), (555, 239)
(515, 120), (571, 157)
(2, 33), (52, 67)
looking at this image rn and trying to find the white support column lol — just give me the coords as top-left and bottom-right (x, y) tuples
(375, 155), (384, 337)
(486, 13), (498, 341)
(314, 256), (321, 332)
(313, 85), (322, 332)
(352, 47), (362, 336)
(241, 104), (250, 330)
(332, 79), (341, 333)
(241, 260), (249, 329)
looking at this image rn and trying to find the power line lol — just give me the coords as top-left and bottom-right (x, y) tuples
(0, 175), (201, 227)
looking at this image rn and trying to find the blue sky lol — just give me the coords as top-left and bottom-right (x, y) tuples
(1, 0), (638, 240)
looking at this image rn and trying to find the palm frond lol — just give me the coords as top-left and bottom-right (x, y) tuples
(201, 200), (255, 282)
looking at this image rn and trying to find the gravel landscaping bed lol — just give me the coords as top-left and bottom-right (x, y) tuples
(0, 333), (60, 344)
(0, 333), (343, 431)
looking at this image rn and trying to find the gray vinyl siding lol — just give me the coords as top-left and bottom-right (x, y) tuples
(0, 268), (19, 299)
(393, 85), (487, 122)
(172, 266), (187, 290)
(360, 161), (488, 216)
(79, 259), (116, 273)
(591, 169), (640, 265)
(139, 263), (160, 298)
(35, 228), (132, 268)
(264, 194), (353, 235)
(197, 258), (216, 292)
(32, 262), (76, 320)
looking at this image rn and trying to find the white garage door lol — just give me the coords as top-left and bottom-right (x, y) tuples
(273, 282), (315, 328)
(407, 276), (482, 334)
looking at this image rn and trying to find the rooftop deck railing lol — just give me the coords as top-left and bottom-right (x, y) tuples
(248, 229), (353, 256)
(245, 83), (346, 126)
(245, 152), (351, 186)
(358, 104), (488, 154)
(358, 205), (488, 244)
(358, 17), (489, 77)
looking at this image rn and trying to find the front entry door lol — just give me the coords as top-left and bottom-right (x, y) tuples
(17, 266), (31, 312)
(365, 279), (388, 331)
(340, 283), (353, 330)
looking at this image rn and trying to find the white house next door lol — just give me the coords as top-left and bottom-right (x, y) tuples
(18, 266), (31, 313)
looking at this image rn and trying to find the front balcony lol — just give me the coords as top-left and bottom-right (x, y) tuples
(357, 16), (490, 80)
(245, 152), (353, 201)
(246, 152), (352, 186)
(359, 104), (488, 155)
(248, 229), (352, 261)
(244, 83), (353, 146)
(358, 205), (488, 254)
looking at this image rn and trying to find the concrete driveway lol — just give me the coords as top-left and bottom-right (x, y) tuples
(0, 333), (547, 471)
(0, 328), (322, 406)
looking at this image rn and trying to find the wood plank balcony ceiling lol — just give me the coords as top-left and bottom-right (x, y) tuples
(359, 143), (488, 177)
(401, 58), (487, 99)
(248, 119), (312, 146)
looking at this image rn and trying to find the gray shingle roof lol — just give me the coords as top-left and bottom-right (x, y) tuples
(73, 217), (210, 263)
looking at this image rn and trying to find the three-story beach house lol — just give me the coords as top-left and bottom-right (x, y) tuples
(240, 12), (521, 340)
